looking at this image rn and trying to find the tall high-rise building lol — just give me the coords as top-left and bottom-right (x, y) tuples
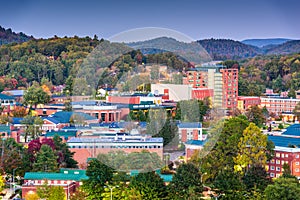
(183, 64), (238, 109)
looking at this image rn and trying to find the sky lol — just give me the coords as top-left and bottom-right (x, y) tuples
(0, 0), (300, 41)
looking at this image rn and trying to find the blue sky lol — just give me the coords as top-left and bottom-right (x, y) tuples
(0, 0), (299, 41)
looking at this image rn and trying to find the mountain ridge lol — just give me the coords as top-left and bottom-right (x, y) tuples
(0, 25), (33, 45)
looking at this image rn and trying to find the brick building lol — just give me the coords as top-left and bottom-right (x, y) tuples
(267, 124), (300, 178)
(183, 64), (238, 109)
(237, 96), (261, 111)
(260, 97), (300, 115)
(177, 122), (203, 143)
(184, 140), (205, 160)
(67, 135), (163, 167)
(22, 168), (88, 199)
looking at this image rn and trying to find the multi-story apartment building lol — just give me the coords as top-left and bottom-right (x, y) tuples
(183, 65), (238, 109)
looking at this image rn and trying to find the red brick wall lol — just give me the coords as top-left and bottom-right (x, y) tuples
(181, 130), (187, 142)
(107, 96), (140, 104)
(192, 89), (213, 100)
(192, 130), (198, 140)
(267, 150), (300, 178)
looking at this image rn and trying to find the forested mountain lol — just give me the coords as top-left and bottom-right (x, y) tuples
(0, 26), (33, 45)
(197, 39), (262, 60)
(265, 40), (300, 55)
(198, 38), (300, 60)
(128, 37), (212, 64)
(242, 38), (292, 47)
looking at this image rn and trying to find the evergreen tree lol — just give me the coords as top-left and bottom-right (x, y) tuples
(53, 134), (78, 168)
(130, 171), (167, 200)
(168, 163), (203, 199)
(33, 144), (58, 172)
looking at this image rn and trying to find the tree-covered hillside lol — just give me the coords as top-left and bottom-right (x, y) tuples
(198, 38), (262, 60)
(265, 40), (300, 55)
(0, 26), (33, 45)
(0, 36), (188, 93)
(238, 53), (300, 96)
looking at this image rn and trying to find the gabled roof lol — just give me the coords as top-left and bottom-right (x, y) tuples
(24, 168), (88, 181)
(178, 122), (202, 129)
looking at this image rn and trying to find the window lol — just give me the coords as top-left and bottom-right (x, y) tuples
(296, 168), (300, 172)
(296, 154), (300, 158)
(276, 153), (280, 158)
(296, 162), (300, 166)
(282, 154), (285, 158)
(276, 167), (281, 171)
(276, 160), (280, 164)
(285, 154), (289, 158)
(270, 166), (275, 170)
(271, 159), (275, 164)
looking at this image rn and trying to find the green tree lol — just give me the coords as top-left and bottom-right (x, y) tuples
(101, 182), (142, 200)
(83, 159), (113, 199)
(168, 163), (203, 199)
(53, 134), (78, 168)
(23, 84), (50, 108)
(272, 75), (283, 92)
(154, 117), (178, 147)
(130, 171), (166, 200)
(198, 116), (249, 181)
(36, 180), (52, 199)
(262, 106), (269, 120)
(33, 144), (58, 172)
(214, 169), (245, 197)
(48, 186), (66, 200)
(264, 177), (300, 200)
(63, 97), (73, 111)
(64, 76), (74, 95)
(21, 116), (43, 142)
(234, 123), (268, 174)
(245, 105), (266, 127)
(288, 88), (296, 98)
(242, 164), (270, 192)
(69, 187), (88, 200)
(282, 163), (296, 179)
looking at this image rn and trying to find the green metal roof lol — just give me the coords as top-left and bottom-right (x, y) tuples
(24, 169), (88, 181)
(0, 125), (10, 134)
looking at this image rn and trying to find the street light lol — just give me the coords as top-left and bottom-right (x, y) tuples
(104, 185), (119, 200)
(12, 167), (19, 193)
